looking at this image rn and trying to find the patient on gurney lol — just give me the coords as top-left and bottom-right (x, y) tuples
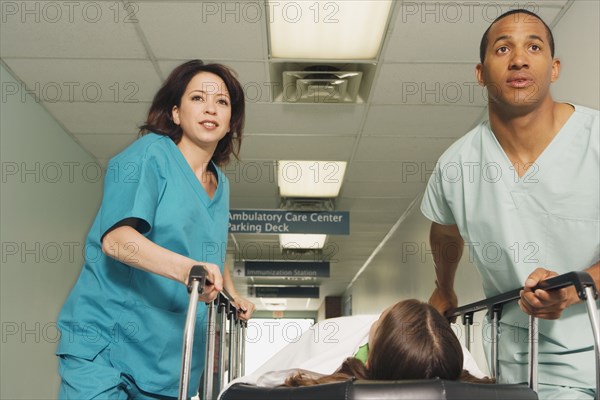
(220, 300), (491, 397)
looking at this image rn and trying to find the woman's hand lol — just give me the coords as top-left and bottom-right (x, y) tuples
(187, 263), (223, 303)
(232, 296), (256, 320)
(222, 266), (255, 320)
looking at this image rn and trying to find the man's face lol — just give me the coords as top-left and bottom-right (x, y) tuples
(476, 13), (560, 109)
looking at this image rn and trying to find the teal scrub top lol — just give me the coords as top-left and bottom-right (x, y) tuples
(421, 105), (599, 390)
(57, 133), (229, 397)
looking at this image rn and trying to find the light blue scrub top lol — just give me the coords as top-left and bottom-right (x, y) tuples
(421, 105), (599, 390)
(57, 133), (229, 397)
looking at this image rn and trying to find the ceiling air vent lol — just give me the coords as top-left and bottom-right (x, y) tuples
(280, 197), (335, 212)
(282, 66), (362, 104)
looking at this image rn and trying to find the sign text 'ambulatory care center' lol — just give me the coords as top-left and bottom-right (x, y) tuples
(229, 209), (349, 235)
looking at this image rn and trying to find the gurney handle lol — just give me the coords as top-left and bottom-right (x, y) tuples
(450, 271), (597, 320)
(194, 274), (241, 313)
(448, 271), (599, 395)
(532, 271), (598, 300)
(179, 265), (207, 400)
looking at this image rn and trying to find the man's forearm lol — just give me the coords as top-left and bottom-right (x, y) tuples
(430, 223), (464, 290)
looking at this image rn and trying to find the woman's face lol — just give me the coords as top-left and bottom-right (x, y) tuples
(172, 71), (231, 150)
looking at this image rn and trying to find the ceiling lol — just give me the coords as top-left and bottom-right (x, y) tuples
(0, 0), (575, 312)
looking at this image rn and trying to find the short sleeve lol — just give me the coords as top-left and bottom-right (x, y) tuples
(420, 163), (456, 225)
(99, 154), (164, 237)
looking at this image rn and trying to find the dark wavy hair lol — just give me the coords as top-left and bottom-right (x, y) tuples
(284, 300), (494, 386)
(139, 60), (245, 166)
(480, 9), (555, 63)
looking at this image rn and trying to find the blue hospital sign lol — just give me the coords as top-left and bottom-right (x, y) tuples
(245, 261), (330, 278)
(248, 286), (320, 299)
(229, 209), (350, 235)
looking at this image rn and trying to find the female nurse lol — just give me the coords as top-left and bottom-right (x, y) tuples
(56, 60), (255, 399)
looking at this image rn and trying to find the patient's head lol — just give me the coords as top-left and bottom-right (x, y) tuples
(285, 299), (477, 386)
(367, 299), (463, 380)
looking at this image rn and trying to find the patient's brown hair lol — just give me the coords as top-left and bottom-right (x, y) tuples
(284, 300), (493, 386)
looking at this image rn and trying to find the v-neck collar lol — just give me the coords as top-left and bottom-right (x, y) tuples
(165, 138), (221, 208)
(486, 104), (578, 186)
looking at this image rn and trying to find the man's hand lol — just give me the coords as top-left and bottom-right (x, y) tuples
(429, 281), (458, 319)
(519, 267), (577, 320)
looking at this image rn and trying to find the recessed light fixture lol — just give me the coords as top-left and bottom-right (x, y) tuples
(260, 298), (287, 311)
(280, 234), (327, 249)
(268, 0), (393, 60)
(277, 160), (347, 198)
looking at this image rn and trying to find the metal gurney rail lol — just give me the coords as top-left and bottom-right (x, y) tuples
(178, 265), (247, 400)
(449, 271), (600, 394)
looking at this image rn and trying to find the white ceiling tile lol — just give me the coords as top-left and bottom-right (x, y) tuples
(0, 2), (146, 58)
(372, 63), (486, 106)
(244, 103), (365, 135)
(136, 2), (266, 60)
(354, 137), (456, 162)
(342, 181), (426, 199)
(337, 197), (413, 213)
(385, 2), (563, 62)
(3, 59), (162, 102)
(363, 105), (485, 137)
(223, 160), (277, 185)
(230, 180), (279, 198)
(226, 160), (279, 198)
(347, 161), (437, 184)
(240, 135), (355, 160)
(230, 196), (279, 209)
(44, 101), (150, 134)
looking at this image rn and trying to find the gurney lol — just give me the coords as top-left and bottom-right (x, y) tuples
(179, 269), (599, 400)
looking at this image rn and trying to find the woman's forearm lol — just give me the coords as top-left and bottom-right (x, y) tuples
(101, 225), (194, 284)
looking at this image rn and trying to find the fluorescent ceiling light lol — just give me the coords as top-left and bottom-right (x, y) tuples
(268, 0), (393, 59)
(278, 161), (347, 197)
(260, 298), (287, 311)
(280, 234), (327, 249)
